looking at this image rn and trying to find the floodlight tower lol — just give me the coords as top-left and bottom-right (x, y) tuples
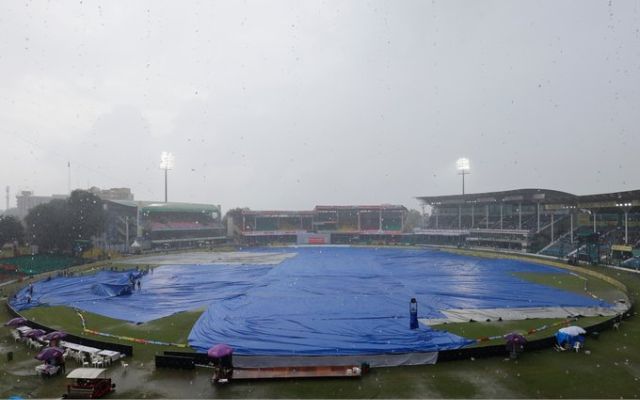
(160, 152), (175, 203)
(456, 157), (470, 195)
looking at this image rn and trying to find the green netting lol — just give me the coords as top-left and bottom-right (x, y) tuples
(1, 255), (78, 275)
(256, 218), (278, 231)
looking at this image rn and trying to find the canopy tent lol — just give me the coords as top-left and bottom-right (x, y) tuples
(559, 326), (586, 336)
(66, 368), (108, 379)
(555, 326), (586, 349)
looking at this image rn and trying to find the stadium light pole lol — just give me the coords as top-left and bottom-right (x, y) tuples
(160, 152), (175, 203)
(456, 158), (470, 195)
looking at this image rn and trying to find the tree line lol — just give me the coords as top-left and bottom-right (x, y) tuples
(0, 190), (105, 254)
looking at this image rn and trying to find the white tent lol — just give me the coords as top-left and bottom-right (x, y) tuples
(558, 326), (586, 336)
(66, 368), (108, 379)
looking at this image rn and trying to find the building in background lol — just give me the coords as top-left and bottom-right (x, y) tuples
(13, 191), (68, 220)
(88, 187), (134, 201)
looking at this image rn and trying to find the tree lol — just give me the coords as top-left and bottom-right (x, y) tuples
(403, 209), (424, 232)
(24, 190), (106, 253)
(25, 199), (72, 252)
(67, 190), (105, 241)
(0, 215), (25, 247)
(223, 207), (250, 237)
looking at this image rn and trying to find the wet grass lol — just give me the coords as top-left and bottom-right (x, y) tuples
(432, 316), (610, 347)
(513, 271), (627, 304)
(20, 306), (202, 361)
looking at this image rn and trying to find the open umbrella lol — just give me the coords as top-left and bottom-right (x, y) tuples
(24, 329), (46, 338)
(559, 326), (586, 336)
(208, 344), (234, 358)
(505, 332), (527, 345)
(42, 331), (67, 341)
(35, 346), (64, 361)
(4, 317), (27, 327)
(505, 332), (527, 358)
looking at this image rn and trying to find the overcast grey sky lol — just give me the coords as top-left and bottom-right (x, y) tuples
(1, 1), (639, 212)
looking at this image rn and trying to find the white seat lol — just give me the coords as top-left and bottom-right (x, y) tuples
(79, 352), (90, 367)
(91, 355), (104, 368)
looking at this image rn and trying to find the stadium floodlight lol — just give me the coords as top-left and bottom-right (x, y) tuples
(160, 151), (175, 170)
(456, 157), (470, 195)
(160, 152), (175, 202)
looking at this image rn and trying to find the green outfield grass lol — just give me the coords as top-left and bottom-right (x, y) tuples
(431, 315), (611, 347)
(513, 271), (627, 304)
(20, 306), (202, 361)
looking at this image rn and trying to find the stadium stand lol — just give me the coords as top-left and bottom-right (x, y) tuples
(102, 200), (225, 251)
(417, 188), (640, 258)
(141, 203), (225, 249)
(238, 206), (407, 245)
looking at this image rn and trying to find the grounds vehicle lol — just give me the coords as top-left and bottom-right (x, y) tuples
(62, 368), (115, 399)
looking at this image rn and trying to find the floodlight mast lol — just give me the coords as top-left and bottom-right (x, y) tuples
(456, 157), (470, 195)
(160, 152), (175, 203)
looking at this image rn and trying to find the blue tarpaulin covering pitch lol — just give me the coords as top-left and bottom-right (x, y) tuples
(11, 247), (611, 356)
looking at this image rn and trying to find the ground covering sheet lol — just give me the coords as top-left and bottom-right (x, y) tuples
(11, 247), (610, 356)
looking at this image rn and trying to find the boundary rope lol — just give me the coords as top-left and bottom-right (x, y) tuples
(76, 311), (188, 348)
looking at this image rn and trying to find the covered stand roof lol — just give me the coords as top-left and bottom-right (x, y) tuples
(142, 202), (219, 214)
(315, 205), (408, 211)
(242, 210), (315, 217)
(576, 190), (640, 204)
(106, 200), (220, 214)
(418, 188), (640, 211)
(417, 188), (575, 206)
(575, 189), (640, 211)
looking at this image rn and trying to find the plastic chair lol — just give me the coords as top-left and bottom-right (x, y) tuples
(80, 353), (90, 367)
(91, 356), (104, 368)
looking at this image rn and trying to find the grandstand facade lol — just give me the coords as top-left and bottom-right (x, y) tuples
(238, 205), (408, 245)
(417, 188), (640, 262)
(102, 200), (225, 252)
